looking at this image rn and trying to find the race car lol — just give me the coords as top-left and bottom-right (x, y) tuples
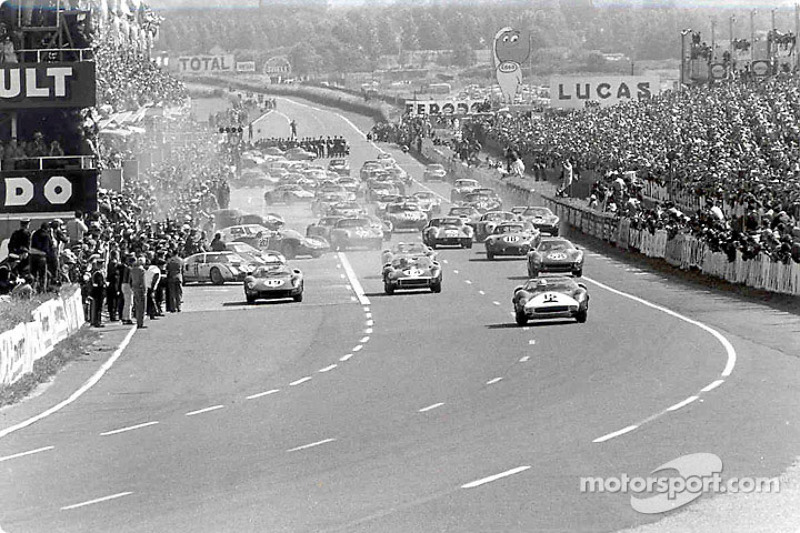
(381, 242), (436, 265)
(450, 178), (480, 202)
(337, 176), (362, 197)
(367, 182), (403, 203)
(328, 201), (367, 218)
(447, 205), (482, 226)
(527, 237), (585, 278)
(512, 276), (589, 325)
(244, 263), (304, 304)
(423, 163), (447, 182)
(329, 217), (384, 251)
(360, 160), (383, 180)
(183, 251), (256, 285)
(238, 213), (285, 231)
(306, 216), (343, 241)
(422, 217), (474, 249)
(461, 191), (502, 214)
(225, 242), (287, 266)
(263, 184), (314, 205)
(328, 159), (350, 176)
(219, 224), (329, 260)
(515, 206), (561, 236)
(473, 211), (521, 242)
(385, 165), (412, 187)
(382, 202), (429, 231)
(382, 255), (442, 294)
(373, 192), (405, 215)
(377, 152), (395, 164)
(484, 221), (541, 260)
(412, 191), (442, 215)
(366, 215), (393, 241)
(285, 147), (316, 161)
(311, 191), (352, 216)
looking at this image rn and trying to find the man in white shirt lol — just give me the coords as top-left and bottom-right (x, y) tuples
(65, 211), (88, 246)
(144, 257), (161, 320)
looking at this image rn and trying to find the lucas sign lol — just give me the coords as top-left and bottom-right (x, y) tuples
(549, 76), (660, 110)
(175, 55), (235, 74)
(0, 170), (98, 214)
(0, 63), (96, 109)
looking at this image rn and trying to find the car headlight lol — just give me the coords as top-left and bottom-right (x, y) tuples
(291, 277), (301, 287)
(246, 281), (256, 290)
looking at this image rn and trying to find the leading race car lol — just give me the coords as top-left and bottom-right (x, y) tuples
(382, 202), (428, 231)
(512, 276), (589, 325)
(422, 217), (474, 249)
(473, 211), (521, 242)
(380, 242), (437, 265)
(423, 163), (447, 182)
(527, 237), (585, 278)
(225, 242), (286, 266)
(329, 217), (384, 251)
(515, 206), (560, 236)
(183, 251), (256, 285)
(484, 221), (541, 260)
(244, 262), (304, 304)
(382, 255), (442, 294)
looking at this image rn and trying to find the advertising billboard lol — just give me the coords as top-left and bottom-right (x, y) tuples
(549, 76), (660, 110)
(174, 55), (235, 74)
(0, 169), (98, 214)
(0, 63), (96, 109)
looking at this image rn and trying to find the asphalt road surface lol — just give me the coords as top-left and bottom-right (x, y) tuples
(1, 97), (799, 533)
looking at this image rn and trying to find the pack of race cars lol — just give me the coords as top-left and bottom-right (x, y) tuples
(201, 148), (589, 322)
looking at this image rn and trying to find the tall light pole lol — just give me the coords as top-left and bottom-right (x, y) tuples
(711, 19), (716, 58)
(680, 28), (692, 88)
(730, 14), (736, 55)
(751, 9), (757, 62)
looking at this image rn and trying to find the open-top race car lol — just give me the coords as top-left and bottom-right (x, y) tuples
(328, 159), (350, 176)
(382, 202), (429, 231)
(263, 184), (315, 204)
(527, 237), (585, 278)
(461, 191), (502, 214)
(473, 211), (521, 242)
(183, 251), (256, 285)
(515, 206), (560, 236)
(484, 221), (541, 260)
(244, 262), (304, 304)
(447, 205), (482, 226)
(328, 201), (367, 218)
(423, 163), (447, 182)
(381, 242), (436, 265)
(450, 178), (480, 202)
(412, 191), (442, 215)
(512, 276), (589, 325)
(422, 217), (474, 249)
(306, 216), (343, 241)
(220, 224), (329, 260)
(382, 254), (442, 294)
(329, 217), (384, 251)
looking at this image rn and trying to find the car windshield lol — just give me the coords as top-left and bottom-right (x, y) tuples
(428, 164), (444, 171)
(252, 264), (287, 277)
(394, 243), (426, 254)
(538, 240), (574, 252)
(362, 162), (380, 169)
(485, 212), (513, 221)
(392, 256), (432, 269)
(414, 192), (433, 200)
(465, 194), (491, 202)
(496, 224), (524, 234)
(335, 202), (359, 209)
(337, 219), (369, 229)
(524, 278), (578, 293)
(320, 218), (340, 226)
(227, 243), (256, 253)
(456, 180), (477, 188)
(437, 218), (462, 226)
(449, 208), (472, 216)
(523, 207), (553, 217)
(330, 160), (346, 166)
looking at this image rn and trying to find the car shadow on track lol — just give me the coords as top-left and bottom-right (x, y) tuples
(222, 300), (296, 307)
(364, 291), (436, 298)
(486, 320), (576, 329)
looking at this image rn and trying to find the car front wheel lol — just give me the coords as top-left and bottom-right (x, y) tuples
(575, 309), (588, 323)
(573, 268), (583, 277)
(430, 281), (442, 293)
(515, 310), (528, 326)
(384, 282), (395, 295)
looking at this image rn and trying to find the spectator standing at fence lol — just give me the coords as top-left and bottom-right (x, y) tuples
(120, 254), (134, 325)
(29, 222), (52, 291)
(166, 250), (183, 313)
(106, 251), (121, 322)
(8, 218), (31, 256)
(130, 257), (147, 329)
(89, 256), (106, 328)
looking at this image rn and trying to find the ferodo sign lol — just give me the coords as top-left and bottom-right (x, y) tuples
(405, 100), (485, 115)
(175, 55), (235, 74)
(0, 63), (96, 109)
(0, 170), (98, 214)
(549, 76), (660, 110)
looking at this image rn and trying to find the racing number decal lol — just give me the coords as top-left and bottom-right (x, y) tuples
(543, 294), (559, 303)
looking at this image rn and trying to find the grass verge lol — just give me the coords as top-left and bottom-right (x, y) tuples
(0, 284), (80, 334)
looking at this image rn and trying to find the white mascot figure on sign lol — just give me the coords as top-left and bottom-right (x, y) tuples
(493, 27), (531, 103)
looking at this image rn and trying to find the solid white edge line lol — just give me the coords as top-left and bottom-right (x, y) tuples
(340, 353), (353, 362)
(338, 252), (370, 306)
(185, 405), (225, 417)
(0, 445), (54, 463)
(100, 421), (159, 437)
(666, 395), (699, 412)
(418, 402), (445, 413)
(318, 364), (338, 373)
(289, 377), (312, 386)
(461, 466), (531, 489)
(287, 438), (336, 453)
(592, 425), (639, 443)
(60, 492), (133, 511)
(0, 326), (137, 440)
(701, 379), (725, 393)
(246, 389), (280, 400)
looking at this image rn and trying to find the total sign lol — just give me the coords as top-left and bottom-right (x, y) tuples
(175, 55), (235, 74)
(1, 170), (98, 214)
(549, 76), (660, 110)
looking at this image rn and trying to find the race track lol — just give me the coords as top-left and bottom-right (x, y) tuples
(1, 97), (799, 533)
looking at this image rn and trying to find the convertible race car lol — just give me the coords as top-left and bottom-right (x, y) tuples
(329, 217), (384, 251)
(484, 221), (541, 260)
(306, 216), (343, 241)
(515, 206), (560, 236)
(461, 191), (502, 214)
(263, 184), (315, 205)
(512, 276), (589, 325)
(328, 201), (367, 218)
(382, 255), (442, 294)
(183, 251), (256, 285)
(381, 242), (436, 265)
(527, 237), (585, 278)
(244, 262), (304, 304)
(423, 163), (447, 182)
(220, 224), (329, 260)
(383, 202), (429, 231)
(473, 211), (521, 242)
(450, 179), (480, 203)
(422, 217), (474, 249)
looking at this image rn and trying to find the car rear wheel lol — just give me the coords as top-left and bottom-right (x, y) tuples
(573, 268), (583, 277)
(430, 281), (442, 293)
(246, 294), (256, 304)
(486, 250), (495, 260)
(293, 290), (304, 303)
(575, 310), (588, 323)
(515, 310), (528, 326)
(210, 268), (224, 285)
(384, 282), (395, 295)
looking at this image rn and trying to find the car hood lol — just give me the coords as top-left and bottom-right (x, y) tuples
(524, 291), (579, 308)
(537, 250), (582, 262)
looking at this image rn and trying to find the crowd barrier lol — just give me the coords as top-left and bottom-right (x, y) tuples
(0, 287), (85, 387)
(542, 196), (800, 297)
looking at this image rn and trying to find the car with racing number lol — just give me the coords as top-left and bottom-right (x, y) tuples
(285, 147), (316, 161)
(263, 184), (314, 205)
(219, 224), (329, 259)
(447, 205), (482, 226)
(450, 178), (480, 202)
(512, 276), (589, 325)
(515, 206), (560, 235)
(382, 202), (429, 231)
(183, 251), (256, 285)
(473, 211), (521, 242)
(329, 217), (384, 251)
(311, 191), (352, 216)
(461, 191), (502, 214)
(382, 255), (442, 295)
(337, 176), (362, 197)
(244, 262), (304, 304)
(423, 163), (447, 182)
(328, 201), (367, 219)
(422, 217), (474, 249)
(484, 221), (541, 260)
(381, 242), (436, 265)
(412, 191), (442, 215)
(526, 237), (585, 278)
(306, 216), (343, 241)
(328, 159), (350, 176)
(360, 160), (383, 180)
(225, 242), (287, 266)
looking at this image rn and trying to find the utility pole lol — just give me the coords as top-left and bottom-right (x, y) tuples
(751, 9), (757, 62)
(772, 8), (777, 31)
(711, 19), (716, 57)
(796, 4), (800, 70)
(680, 28), (692, 88)
(730, 14), (736, 54)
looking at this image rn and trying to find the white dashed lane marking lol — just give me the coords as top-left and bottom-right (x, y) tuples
(465, 280), (472, 285)
(593, 425), (638, 443)
(519, 356), (530, 363)
(340, 354), (353, 362)
(185, 405), (224, 417)
(461, 466), (531, 489)
(100, 421), (159, 437)
(492, 301), (501, 306)
(0, 445), (54, 463)
(246, 389), (280, 400)
(360, 336), (370, 343)
(352, 345), (363, 352)
(287, 438), (336, 453)
(479, 291), (486, 295)
(290, 377), (312, 386)
(418, 402), (445, 413)
(318, 364), (338, 373)
(486, 377), (503, 385)
(528, 340), (536, 345)
(61, 492), (133, 511)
